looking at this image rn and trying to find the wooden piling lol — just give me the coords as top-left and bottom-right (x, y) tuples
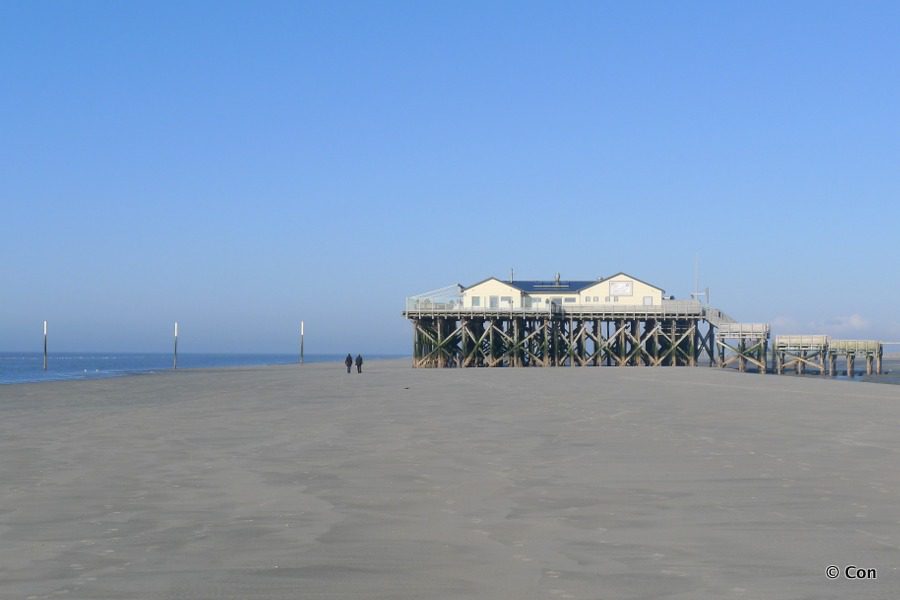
(689, 323), (696, 367)
(402, 304), (778, 375)
(43, 320), (48, 371)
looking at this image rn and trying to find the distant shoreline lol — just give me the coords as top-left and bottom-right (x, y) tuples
(0, 353), (409, 386)
(3, 356), (895, 388)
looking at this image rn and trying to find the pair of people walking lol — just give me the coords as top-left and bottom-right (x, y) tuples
(345, 353), (363, 373)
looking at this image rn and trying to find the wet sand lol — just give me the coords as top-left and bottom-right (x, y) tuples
(1, 360), (899, 599)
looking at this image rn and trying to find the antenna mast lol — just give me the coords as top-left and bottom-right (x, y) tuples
(690, 254), (708, 304)
(693, 254), (699, 298)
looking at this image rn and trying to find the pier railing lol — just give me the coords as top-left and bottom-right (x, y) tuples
(561, 300), (703, 316)
(704, 307), (737, 326)
(774, 335), (830, 350)
(403, 299), (704, 317)
(716, 322), (770, 338)
(829, 340), (881, 353)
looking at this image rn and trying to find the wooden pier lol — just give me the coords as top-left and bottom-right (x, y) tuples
(772, 336), (884, 376)
(715, 322), (770, 374)
(404, 281), (884, 376)
(406, 302), (716, 369)
(828, 340), (883, 376)
(774, 335), (829, 375)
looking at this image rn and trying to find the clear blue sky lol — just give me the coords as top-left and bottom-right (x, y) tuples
(2, 1), (898, 353)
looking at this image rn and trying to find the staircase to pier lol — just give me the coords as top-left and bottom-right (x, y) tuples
(704, 306), (737, 327)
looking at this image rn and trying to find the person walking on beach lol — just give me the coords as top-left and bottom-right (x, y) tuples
(355, 354), (363, 373)
(344, 353), (353, 373)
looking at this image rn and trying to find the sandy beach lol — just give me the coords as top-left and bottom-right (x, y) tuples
(1, 360), (899, 599)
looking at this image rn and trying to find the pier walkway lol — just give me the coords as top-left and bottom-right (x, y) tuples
(403, 288), (883, 375)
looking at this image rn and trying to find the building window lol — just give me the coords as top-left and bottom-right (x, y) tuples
(472, 296), (480, 307)
(593, 296), (599, 302)
(489, 296), (499, 308)
(564, 297), (576, 303)
(643, 296), (653, 306)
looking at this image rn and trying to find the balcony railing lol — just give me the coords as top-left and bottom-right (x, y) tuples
(716, 323), (770, 338)
(403, 298), (703, 316)
(773, 335), (830, 349)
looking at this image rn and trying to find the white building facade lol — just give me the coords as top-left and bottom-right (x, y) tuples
(460, 272), (665, 309)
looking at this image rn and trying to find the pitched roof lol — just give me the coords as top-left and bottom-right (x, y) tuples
(462, 277), (596, 294)
(509, 280), (596, 293)
(463, 273), (666, 295)
(587, 272), (665, 293)
(461, 276), (521, 292)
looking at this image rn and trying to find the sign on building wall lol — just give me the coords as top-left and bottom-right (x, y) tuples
(610, 281), (633, 296)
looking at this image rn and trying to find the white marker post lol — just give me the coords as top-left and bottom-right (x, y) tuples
(43, 320), (48, 371)
(173, 321), (178, 369)
(300, 320), (305, 364)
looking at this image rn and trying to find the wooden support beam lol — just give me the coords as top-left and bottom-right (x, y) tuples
(512, 319), (519, 367)
(689, 322), (696, 367)
(779, 349), (827, 375)
(413, 319), (467, 368)
(670, 321), (677, 366)
(715, 338), (767, 372)
(577, 320), (587, 366)
(569, 317), (575, 367)
(407, 312), (773, 372)
(412, 320), (419, 367)
(459, 319), (468, 367)
(631, 319), (643, 366)
(488, 319), (495, 366)
(542, 320), (549, 367)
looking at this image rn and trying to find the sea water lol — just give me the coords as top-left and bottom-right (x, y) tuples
(2, 353), (893, 386)
(0, 352), (365, 384)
